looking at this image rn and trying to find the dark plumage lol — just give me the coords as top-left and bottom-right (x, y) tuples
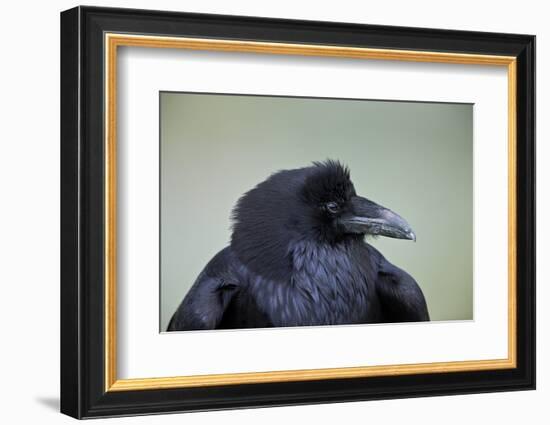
(167, 160), (429, 331)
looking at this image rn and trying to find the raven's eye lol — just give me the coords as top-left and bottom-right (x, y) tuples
(325, 202), (340, 214)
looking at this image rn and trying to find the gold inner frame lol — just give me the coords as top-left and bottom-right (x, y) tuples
(104, 33), (517, 392)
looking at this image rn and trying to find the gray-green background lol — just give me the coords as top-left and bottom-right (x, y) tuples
(160, 92), (473, 331)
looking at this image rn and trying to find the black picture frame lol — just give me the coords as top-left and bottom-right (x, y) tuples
(60, 5), (535, 419)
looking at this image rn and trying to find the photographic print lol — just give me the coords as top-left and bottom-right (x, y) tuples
(61, 7), (535, 418)
(161, 92), (473, 332)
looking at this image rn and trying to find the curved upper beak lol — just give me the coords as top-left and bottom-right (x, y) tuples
(340, 196), (416, 241)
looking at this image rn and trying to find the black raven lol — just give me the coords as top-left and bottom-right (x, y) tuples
(167, 160), (429, 331)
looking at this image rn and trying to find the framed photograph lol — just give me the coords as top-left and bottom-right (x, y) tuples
(60, 6), (535, 419)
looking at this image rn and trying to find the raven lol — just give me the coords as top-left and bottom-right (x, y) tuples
(167, 160), (429, 331)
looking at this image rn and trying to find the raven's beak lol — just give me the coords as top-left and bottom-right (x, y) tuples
(341, 196), (416, 241)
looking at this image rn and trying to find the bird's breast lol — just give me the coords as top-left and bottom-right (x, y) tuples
(248, 240), (378, 327)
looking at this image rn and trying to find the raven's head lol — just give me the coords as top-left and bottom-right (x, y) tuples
(231, 160), (415, 280)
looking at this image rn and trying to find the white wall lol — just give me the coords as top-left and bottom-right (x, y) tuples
(0, 0), (545, 423)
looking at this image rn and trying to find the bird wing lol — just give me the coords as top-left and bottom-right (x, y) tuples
(367, 245), (430, 323)
(166, 247), (240, 331)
